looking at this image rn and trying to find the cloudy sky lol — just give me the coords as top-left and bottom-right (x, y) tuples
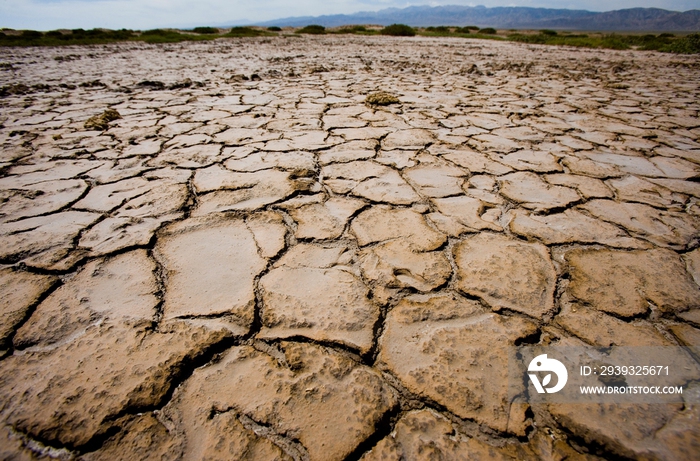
(2, 0), (699, 31)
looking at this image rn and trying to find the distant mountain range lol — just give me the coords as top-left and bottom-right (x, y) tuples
(252, 5), (700, 31)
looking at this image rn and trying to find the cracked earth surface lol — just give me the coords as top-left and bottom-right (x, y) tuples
(0, 34), (699, 460)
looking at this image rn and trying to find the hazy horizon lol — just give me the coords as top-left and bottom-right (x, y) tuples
(2, 1), (699, 31)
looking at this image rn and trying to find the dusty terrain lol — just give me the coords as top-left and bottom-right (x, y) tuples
(0, 34), (699, 460)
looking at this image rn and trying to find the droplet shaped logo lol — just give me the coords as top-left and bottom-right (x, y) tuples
(528, 354), (568, 394)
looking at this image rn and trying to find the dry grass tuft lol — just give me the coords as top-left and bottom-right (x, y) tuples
(84, 109), (121, 131)
(365, 91), (400, 106)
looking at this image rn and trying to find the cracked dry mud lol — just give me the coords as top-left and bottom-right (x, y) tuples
(0, 34), (699, 460)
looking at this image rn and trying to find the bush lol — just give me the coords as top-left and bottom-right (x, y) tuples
(267, 26), (282, 31)
(141, 29), (169, 36)
(111, 29), (134, 40)
(138, 29), (189, 43)
(479, 27), (497, 34)
(226, 27), (268, 37)
(540, 29), (557, 36)
(335, 26), (367, 34)
(21, 30), (42, 38)
(455, 27), (472, 34)
(192, 27), (219, 34)
(296, 25), (325, 34)
(621, 33), (673, 51)
(667, 33), (700, 54)
(426, 26), (450, 33)
(381, 24), (415, 36)
(464, 25), (480, 30)
(600, 35), (630, 50)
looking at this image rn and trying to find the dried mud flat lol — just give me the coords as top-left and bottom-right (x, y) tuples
(0, 34), (699, 460)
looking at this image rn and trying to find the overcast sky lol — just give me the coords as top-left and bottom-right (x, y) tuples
(2, 0), (699, 31)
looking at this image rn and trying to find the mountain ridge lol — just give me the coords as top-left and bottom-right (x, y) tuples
(247, 5), (700, 31)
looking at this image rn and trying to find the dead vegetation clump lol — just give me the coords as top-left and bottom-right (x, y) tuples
(365, 91), (400, 106)
(84, 109), (121, 130)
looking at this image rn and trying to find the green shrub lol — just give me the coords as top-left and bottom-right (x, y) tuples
(267, 26), (282, 31)
(192, 27), (219, 34)
(464, 25), (480, 30)
(600, 35), (630, 50)
(380, 24), (415, 36)
(111, 29), (134, 40)
(141, 29), (169, 36)
(21, 30), (42, 38)
(138, 29), (190, 43)
(296, 25), (325, 34)
(455, 27), (472, 34)
(335, 25), (368, 34)
(667, 33), (700, 54)
(540, 29), (557, 36)
(424, 26), (452, 35)
(479, 27), (497, 34)
(620, 33), (672, 51)
(226, 27), (269, 37)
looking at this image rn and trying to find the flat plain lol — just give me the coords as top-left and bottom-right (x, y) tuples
(0, 34), (699, 460)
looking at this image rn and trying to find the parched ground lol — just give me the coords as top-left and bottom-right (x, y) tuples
(0, 34), (699, 460)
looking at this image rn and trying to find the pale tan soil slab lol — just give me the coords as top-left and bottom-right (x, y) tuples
(361, 409), (595, 461)
(288, 196), (365, 240)
(556, 304), (676, 347)
(192, 167), (307, 214)
(13, 249), (158, 348)
(508, 208), (649, 248)
(378, 293), (537, 434)
(80, 414), (182, 461)
(155, 216), (266, 333)
(259, 244), (379, 353)
(0, 320), (229, 447)
(0, 34), (699, 460)
(0, 269), (57, 350)
(453, 233), (556, 317)
(352, 206), (451, 291)
(161, 342), (397, 461)
(359, 239), (452, 292)
(0, 179), (87, 223)
(548, 403), (699, 460)
(0, 210), (100, 269)
(432, 195), (502, 231)
(245, 210), (287, 258)
(580, 199), (699, 250)
(499, 171), (581, 211)
(565, 248), (700, 318)
(350, 206), (445, 250)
